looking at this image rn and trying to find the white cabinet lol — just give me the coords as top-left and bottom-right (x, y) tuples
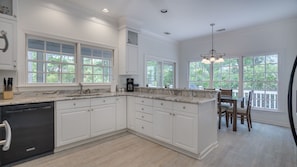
(56, 99), (91, 147)
(172, 103), (198, 153)
(152, 100), (198, 153)
(0, 0), (17, 19)
(135, 98), (153, 137)
(119, 28), (139, 75)
(0, 17), (16, 70)
(127, 96), (136, 130)
(91, 97), (116, 137)
(116, 96), (127, 130)
(56, 97), (120, 147)
(153, 107), (172, 144)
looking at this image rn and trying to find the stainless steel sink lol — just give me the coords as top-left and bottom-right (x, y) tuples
(66, 93), (102, 97)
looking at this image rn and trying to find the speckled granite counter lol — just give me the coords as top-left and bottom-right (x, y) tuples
(0, 87), (217, 106)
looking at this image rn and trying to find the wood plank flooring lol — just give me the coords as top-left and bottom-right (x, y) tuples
(14, 122), (297, 167)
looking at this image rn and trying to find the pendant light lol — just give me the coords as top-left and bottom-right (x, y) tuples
(201, 23), (225, 64)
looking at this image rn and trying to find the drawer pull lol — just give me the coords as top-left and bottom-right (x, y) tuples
(73, 103), (76, 106)
(161, 103), (163, 105)
(103, 100), (106, 103)
(141, 115), (144, 118)
(141, 108), (144, 110)
(173, 113), (175, 116)
(142, 100), (144, 103)
(183, 106), (186, 109)
(142, 126), (144, 129)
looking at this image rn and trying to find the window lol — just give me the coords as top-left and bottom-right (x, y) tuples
(27, 37), (76, 84)
(26, 35), (114, 85)
(163, 62), (175, 88)
(188, 61), (210, 89)
(81, 46), (113, 84)
(145, 59), (176, 88)
(243, 54), (278, 110)
(213, 58), (239, 96)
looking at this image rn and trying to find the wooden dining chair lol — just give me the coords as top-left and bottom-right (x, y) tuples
(217, 91), (230, 129)
(226, 90), (254, 131)
(220, 89), (233, 106)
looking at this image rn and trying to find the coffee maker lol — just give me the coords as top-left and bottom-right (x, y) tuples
(126, 78), (134, 92)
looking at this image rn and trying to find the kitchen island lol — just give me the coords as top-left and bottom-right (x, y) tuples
(0, 87), (217, 161)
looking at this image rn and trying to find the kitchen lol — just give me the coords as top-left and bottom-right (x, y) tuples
(0, 0), (297, 166)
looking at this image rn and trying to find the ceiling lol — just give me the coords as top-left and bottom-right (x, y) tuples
(64, 0), (297, 41)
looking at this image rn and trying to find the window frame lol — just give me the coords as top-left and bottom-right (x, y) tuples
(25, 34), (114, 86)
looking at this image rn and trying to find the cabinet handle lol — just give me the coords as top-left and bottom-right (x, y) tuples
(141, 115), (144, 118)
(141, 108), (144, 110)
(142, 126), (144, 129)
(161, 103), (163, 105)
(169, 113), (172, 116)
(103, 100), (106, 103)
(142, 100), (144, 103)
(173, 113), (175, 116)
(73, 103), (76, 106)
(183, 106), (186, 109)
(0, 31), (8, 53)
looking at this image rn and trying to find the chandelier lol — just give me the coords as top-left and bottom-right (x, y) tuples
(201, 23), (225, 64)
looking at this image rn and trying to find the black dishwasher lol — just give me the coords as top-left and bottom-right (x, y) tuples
(0, 102), (54, 166)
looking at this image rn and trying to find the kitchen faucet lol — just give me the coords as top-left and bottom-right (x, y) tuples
(79, 82), (83, 94)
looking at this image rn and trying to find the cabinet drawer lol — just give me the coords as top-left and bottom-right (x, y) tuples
(135, 119), (153, 137)
(91, 97), (116, 106)
(153, 99), (173, 109)
(173, 102), (198, 114)
(136, 111), (152, 123)
(136, 104), (152, 114)
(56, 99), (90, 110)
(136, 97), (153, 106)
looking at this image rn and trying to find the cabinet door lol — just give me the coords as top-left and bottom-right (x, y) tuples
(91, 104), (116, 137)
(56, 108), (90, 147)
(0, 18), (16, 70)
(127, 96), (136, 130)
(152, 108), (172, 144)
(116, 96), (127, 130)
(173, 111), (198, 153)
(126, 45), (138, 74)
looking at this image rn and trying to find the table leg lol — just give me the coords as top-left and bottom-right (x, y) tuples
(233, 100), (237, 131)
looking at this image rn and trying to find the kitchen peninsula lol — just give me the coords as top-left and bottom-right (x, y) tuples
(0, 87), (217, 163)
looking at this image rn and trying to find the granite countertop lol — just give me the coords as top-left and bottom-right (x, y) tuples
(0, 91), (216, 106)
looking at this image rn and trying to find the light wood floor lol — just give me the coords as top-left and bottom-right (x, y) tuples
(15, 121), (297, 167)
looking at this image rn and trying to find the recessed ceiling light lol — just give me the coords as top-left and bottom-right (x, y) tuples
(164, 32), (171, 35)
(102, 8), (109, 13)
(160, 9), (168, 13)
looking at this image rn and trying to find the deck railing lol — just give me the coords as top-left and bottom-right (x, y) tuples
(233, 90), (278, 110)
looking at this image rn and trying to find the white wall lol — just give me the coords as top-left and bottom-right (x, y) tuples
(179, 18), (297, 127)
(0, 0), (179, 92)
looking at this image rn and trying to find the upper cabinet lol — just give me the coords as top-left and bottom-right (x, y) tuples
(119, 28), (139, 75)
(0, 0), (17, 70)
(0, 0), (17, 20)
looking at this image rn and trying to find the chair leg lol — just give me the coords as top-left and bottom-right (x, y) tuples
(249, 113), (252, 128)
(225, 112), (229, 128)
(230, 114), (232, 124)
(241, 115), (244, 124)
(218, 112), (221, 129)
(247, 115), (251, 131)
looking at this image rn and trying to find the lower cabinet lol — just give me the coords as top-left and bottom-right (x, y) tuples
(152, 100), (198, 154)
(116, 96), (127, 130)
(56, 97), (119, 147)
(127, 96), (136, 130)
(56, 99), (91, 147)
(91, 104), (116, 137)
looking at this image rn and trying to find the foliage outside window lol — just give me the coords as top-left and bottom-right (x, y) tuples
(213, 58), (239, 96)
(81, 46), (113, 83)
(188, 61), (210, 89)
(27, 37), (76, 84)
(146, 59), (175, 88)
(243, 54), (278, 110)
(163, 62), (175, 88)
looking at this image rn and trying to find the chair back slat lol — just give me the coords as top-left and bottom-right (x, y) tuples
(220, 89), (232, 97)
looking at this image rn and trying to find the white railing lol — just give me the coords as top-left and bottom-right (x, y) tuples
(233, 90), (278, 110)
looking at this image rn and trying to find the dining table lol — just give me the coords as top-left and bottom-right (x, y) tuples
(220, 96), (244, 131)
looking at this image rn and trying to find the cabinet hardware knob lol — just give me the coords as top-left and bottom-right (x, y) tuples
(142, 100), (144, 103)
(161, 103), (163, 105)
(73, 103), (76, 106)
(173, 113), (175, 116)
(142, 126), (144, 129)
(141, 108), (144, 110)
(183, 106), (186, 109)
(142, 115), (144, 118)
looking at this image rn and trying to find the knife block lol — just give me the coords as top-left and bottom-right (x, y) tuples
(3, 91), (13, 100)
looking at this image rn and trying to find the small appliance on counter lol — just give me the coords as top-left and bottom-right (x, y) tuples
(126, 78), (134, 92)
